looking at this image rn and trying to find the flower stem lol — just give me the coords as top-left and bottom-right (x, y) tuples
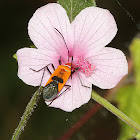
(91, 90), (140, 134)
(11, 87), (43, 140)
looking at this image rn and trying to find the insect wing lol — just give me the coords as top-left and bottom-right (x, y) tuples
(43, 80), (59, 102)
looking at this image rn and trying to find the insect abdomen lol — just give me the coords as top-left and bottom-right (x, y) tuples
(43, 80), (58, 102)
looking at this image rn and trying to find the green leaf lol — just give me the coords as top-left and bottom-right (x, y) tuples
(130, 38), (140, 87)
(58, 0), (96, 23)
(116, 38), (140, 140)
(13, 53), (17, 60)
(116, 86), (139, 140)
(136, 133), (140, 140)
(30, 45), (36, 48)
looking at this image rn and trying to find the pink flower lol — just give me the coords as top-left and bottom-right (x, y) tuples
(16, 3), (128, 112)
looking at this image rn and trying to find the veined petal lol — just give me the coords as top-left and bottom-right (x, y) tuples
(28, 3), (73, 57)
(85, 47), (128, 89)
(17, 48), (59, 86)
(71, 7), (117, 57)
(45, 74), (92, 112)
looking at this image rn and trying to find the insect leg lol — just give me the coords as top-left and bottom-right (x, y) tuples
(51, 64), (55, 71)
(30, 63), (55, 74)
(71, 56), (73, 79)
(58, 56), (62, 65)
(71, 67), (89, 88)
(71, 67), (80, 75)
(39, 68), (46, 87)
(76, 71), (90, 88)
(30, 63), (55, 86)
(48, 85), (71, 106)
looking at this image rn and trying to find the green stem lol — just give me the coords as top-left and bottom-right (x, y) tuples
(11, 87), (43, 140)
(91, 91), (140, 134)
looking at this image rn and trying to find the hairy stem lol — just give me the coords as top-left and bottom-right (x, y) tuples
(91, 91), (140, 134)
(11, 87), (43, 140)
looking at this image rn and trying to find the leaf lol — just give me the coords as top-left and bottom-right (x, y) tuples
(130, 38), (140, 87)
(30, 45), (36, 48)
(58, 0), (96, 23)
(116, 86), (139, 140)
(116, 38), (140, 140)
(13, 53), (17, 60)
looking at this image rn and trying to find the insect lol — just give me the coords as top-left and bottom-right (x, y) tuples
(42, 62), (72, 102)
(30, 28), (89, 104)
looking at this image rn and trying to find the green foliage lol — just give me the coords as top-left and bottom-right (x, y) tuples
(116, 86), (139, 140)
(136, 133), (140, 140)
(13, 53), (17, 60)
(131, 38), (140, 87)
(58, 0), (96, 23)
(116, 38), (140, 140)
(30, 45), (36, 48)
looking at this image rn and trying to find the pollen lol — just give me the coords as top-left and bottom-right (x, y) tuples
(75, 57), (95, 76)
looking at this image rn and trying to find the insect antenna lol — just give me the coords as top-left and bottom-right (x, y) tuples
(54, 28), (70, 62)
(71, 56), (73, 79)
(115, 0), (140, 30)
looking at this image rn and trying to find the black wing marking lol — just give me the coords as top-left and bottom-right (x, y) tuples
(52, 76), (63, 83)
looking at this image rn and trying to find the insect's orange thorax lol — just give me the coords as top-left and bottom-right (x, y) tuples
(65, 63), (71, 67)
(45, 64), (71, 92)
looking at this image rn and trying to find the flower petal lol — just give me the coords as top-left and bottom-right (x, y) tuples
(17, 48), (59, 86)
(85, 47), (128, 89)
(71, 7), (117, 57)
(28, 3), (73, 57)
(45, 74), (92, 112)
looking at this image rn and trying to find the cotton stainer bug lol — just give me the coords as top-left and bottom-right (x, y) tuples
(30, 28), (89, 104)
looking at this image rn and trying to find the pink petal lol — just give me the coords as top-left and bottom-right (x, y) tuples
(45, 74), (92, 112)
(85, 47), (128, 89)
(71, 7), (117, 57)
(17, 48), (59, 86)
(28, 3), (73, 57)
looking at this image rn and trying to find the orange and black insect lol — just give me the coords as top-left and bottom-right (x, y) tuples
(30, 28), (89, 104)
(42, 62), (72, 102)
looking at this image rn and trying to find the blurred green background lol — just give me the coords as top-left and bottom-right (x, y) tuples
(0, 0), (140, 140)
